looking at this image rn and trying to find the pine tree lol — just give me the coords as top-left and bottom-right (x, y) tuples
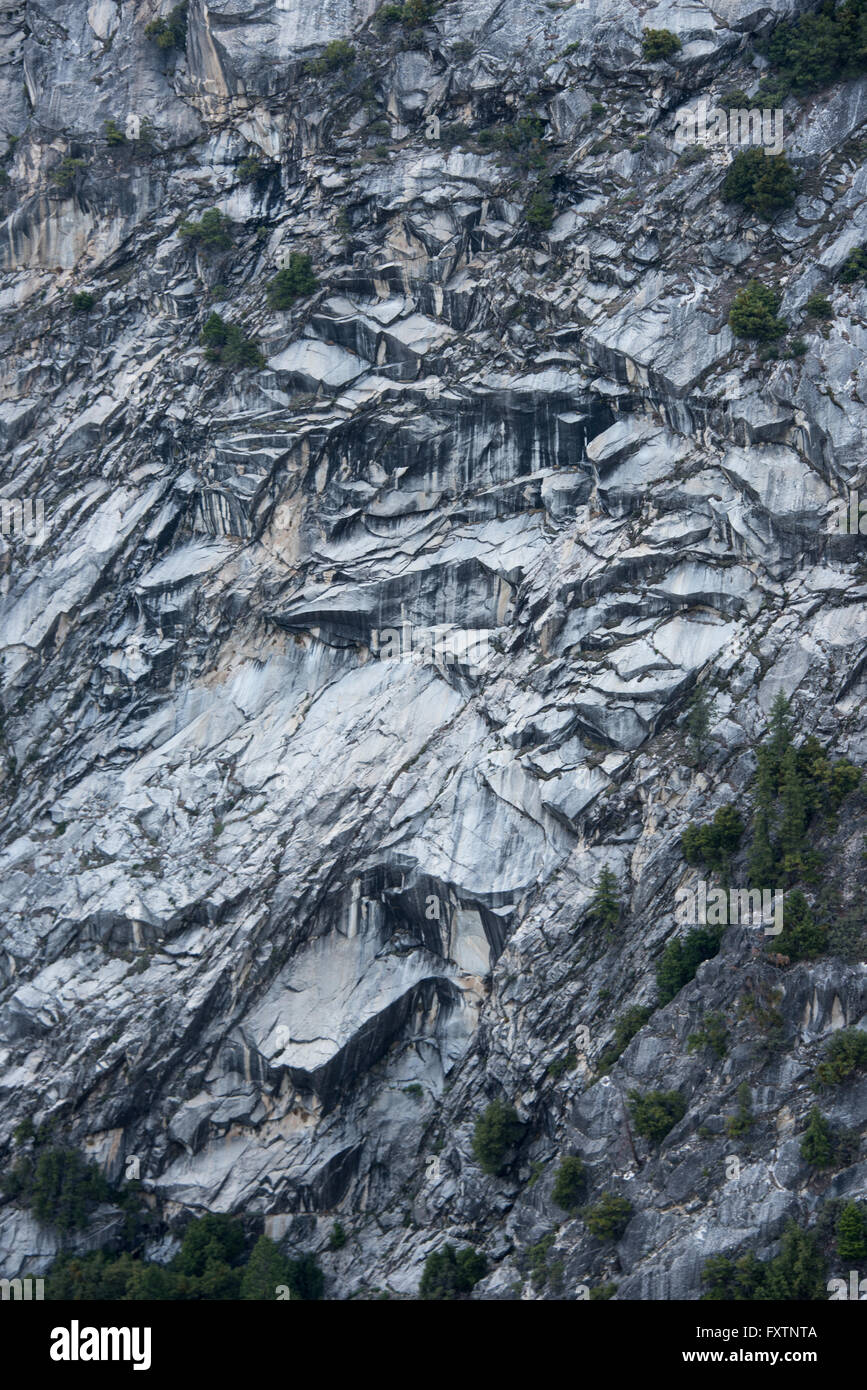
(240, 1235), (291, 1300)
(285, 1252), (325, 1300)
(779, 744), (807, 878)
(747, 743), (778, 882)
(685, 685), (713, 764)
(707, 804), (744, 885)
(776, 890), (825, 960)
(419, 1244), (487, 1299)
(795, 735), (830, 818)
(471, 1098), (525, 1175)
(767, 692), (793, 777)
(747, 805), (776, 884)
(722, 149), (798, 219)
(799, 1107), (834, 1168)
(753, 743), (776, 811)
(761, 1222), (826, 1300)
(836, 1202), (867, 1261)
(588, 866), (621, 933)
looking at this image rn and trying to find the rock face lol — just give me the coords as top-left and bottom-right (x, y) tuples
(0, 0), (866, 1299)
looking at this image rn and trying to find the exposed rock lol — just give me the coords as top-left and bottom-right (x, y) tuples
(0, 0), (865, 1305)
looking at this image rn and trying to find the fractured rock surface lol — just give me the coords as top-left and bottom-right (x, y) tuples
(0, 0), (866, 1298)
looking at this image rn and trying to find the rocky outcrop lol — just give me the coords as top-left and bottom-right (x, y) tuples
(0, 0), (865, 1298)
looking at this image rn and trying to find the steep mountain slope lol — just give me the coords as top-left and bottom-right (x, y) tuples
(0, 0), (866, 1299)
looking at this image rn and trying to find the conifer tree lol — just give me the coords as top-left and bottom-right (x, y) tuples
(747, 741), (778, 882)
(799, 1107), (834, 1168)
(240, 1235), (291, 1300)
(768, 692), (793, 778)
(685, 685), (713, 764)
(776, 889), (825, 959)
(760, 1222), (826, 1300)
(836, 1202), (867, 1261)
(746, 805), (776, 884)
(588, 866), (621, 933)
(779, 745), (807, 877)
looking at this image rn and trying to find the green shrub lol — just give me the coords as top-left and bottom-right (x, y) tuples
(840, 245), (867, 283)
(70, 291), (96, 312)
(471, 1098), (525, 1175)
(722, 148), (797, 219)
(788, 337), (807, 357)
(2, 1147), (112, 1234)
(547, 1047), (577, 1078)
(145, 3), (188, 51)
(379, 0), (438, 27)
(656, 926), (722, 1004)
(728, 280), (787, 340)
(199, 313), (264, 369)
(104, 119), (127, 146)
(596, 1005), (653, 1074)
(136, 118), (158, 151)
(725, 1082), (754, 1139)
(44, 1216), (323, 1301)
(628, 1089), (686, 1143)
(419, 1244), (487, 1299)
(551, 1156), (586, 1213)
(267, 253), (318, 309)
(826, 909), (865, 961)
(50, 157), (88, 190)
(836, 1202), (867, 1260)
(440, 121), (471, 149)
(687, 1011), (728, 1059)
(763, 1), (866, 94)
(702, 1222), (826, 1300)
(755, 73), (791, 107)
(174, 1213), (244, 1279)
(236, 156), (264, 182)
(805, 292), (833, 319)
(304, 40), (356, 76)
(678, 144), (707, 167)
(589, 1282), (618, 1299)
(524, 1232), (557, 1288)
(46, 1250), (144, 1301)
(719, 89), (751, 109)
(828, 758), (861, 809)
(524, 190), (554, 230)
(815, 1028), (867, 1086)
(799, 1107), (834, 1168)
(526, 1160), (545, 1189)
(328, 1221), (347, 1251)
(681, 804), (743, 874)
(476, 116), (548, 176)
(179, 208), (234, 252)
(642, 28), (682, 61)
(773, 890), (826, 961)
(584, 1192), (632, 1241)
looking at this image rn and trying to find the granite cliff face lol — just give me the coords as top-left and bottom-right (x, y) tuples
(0, 0), (866, 1298)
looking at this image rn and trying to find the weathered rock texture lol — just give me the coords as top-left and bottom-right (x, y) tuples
(0, 0), (865, 1298)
